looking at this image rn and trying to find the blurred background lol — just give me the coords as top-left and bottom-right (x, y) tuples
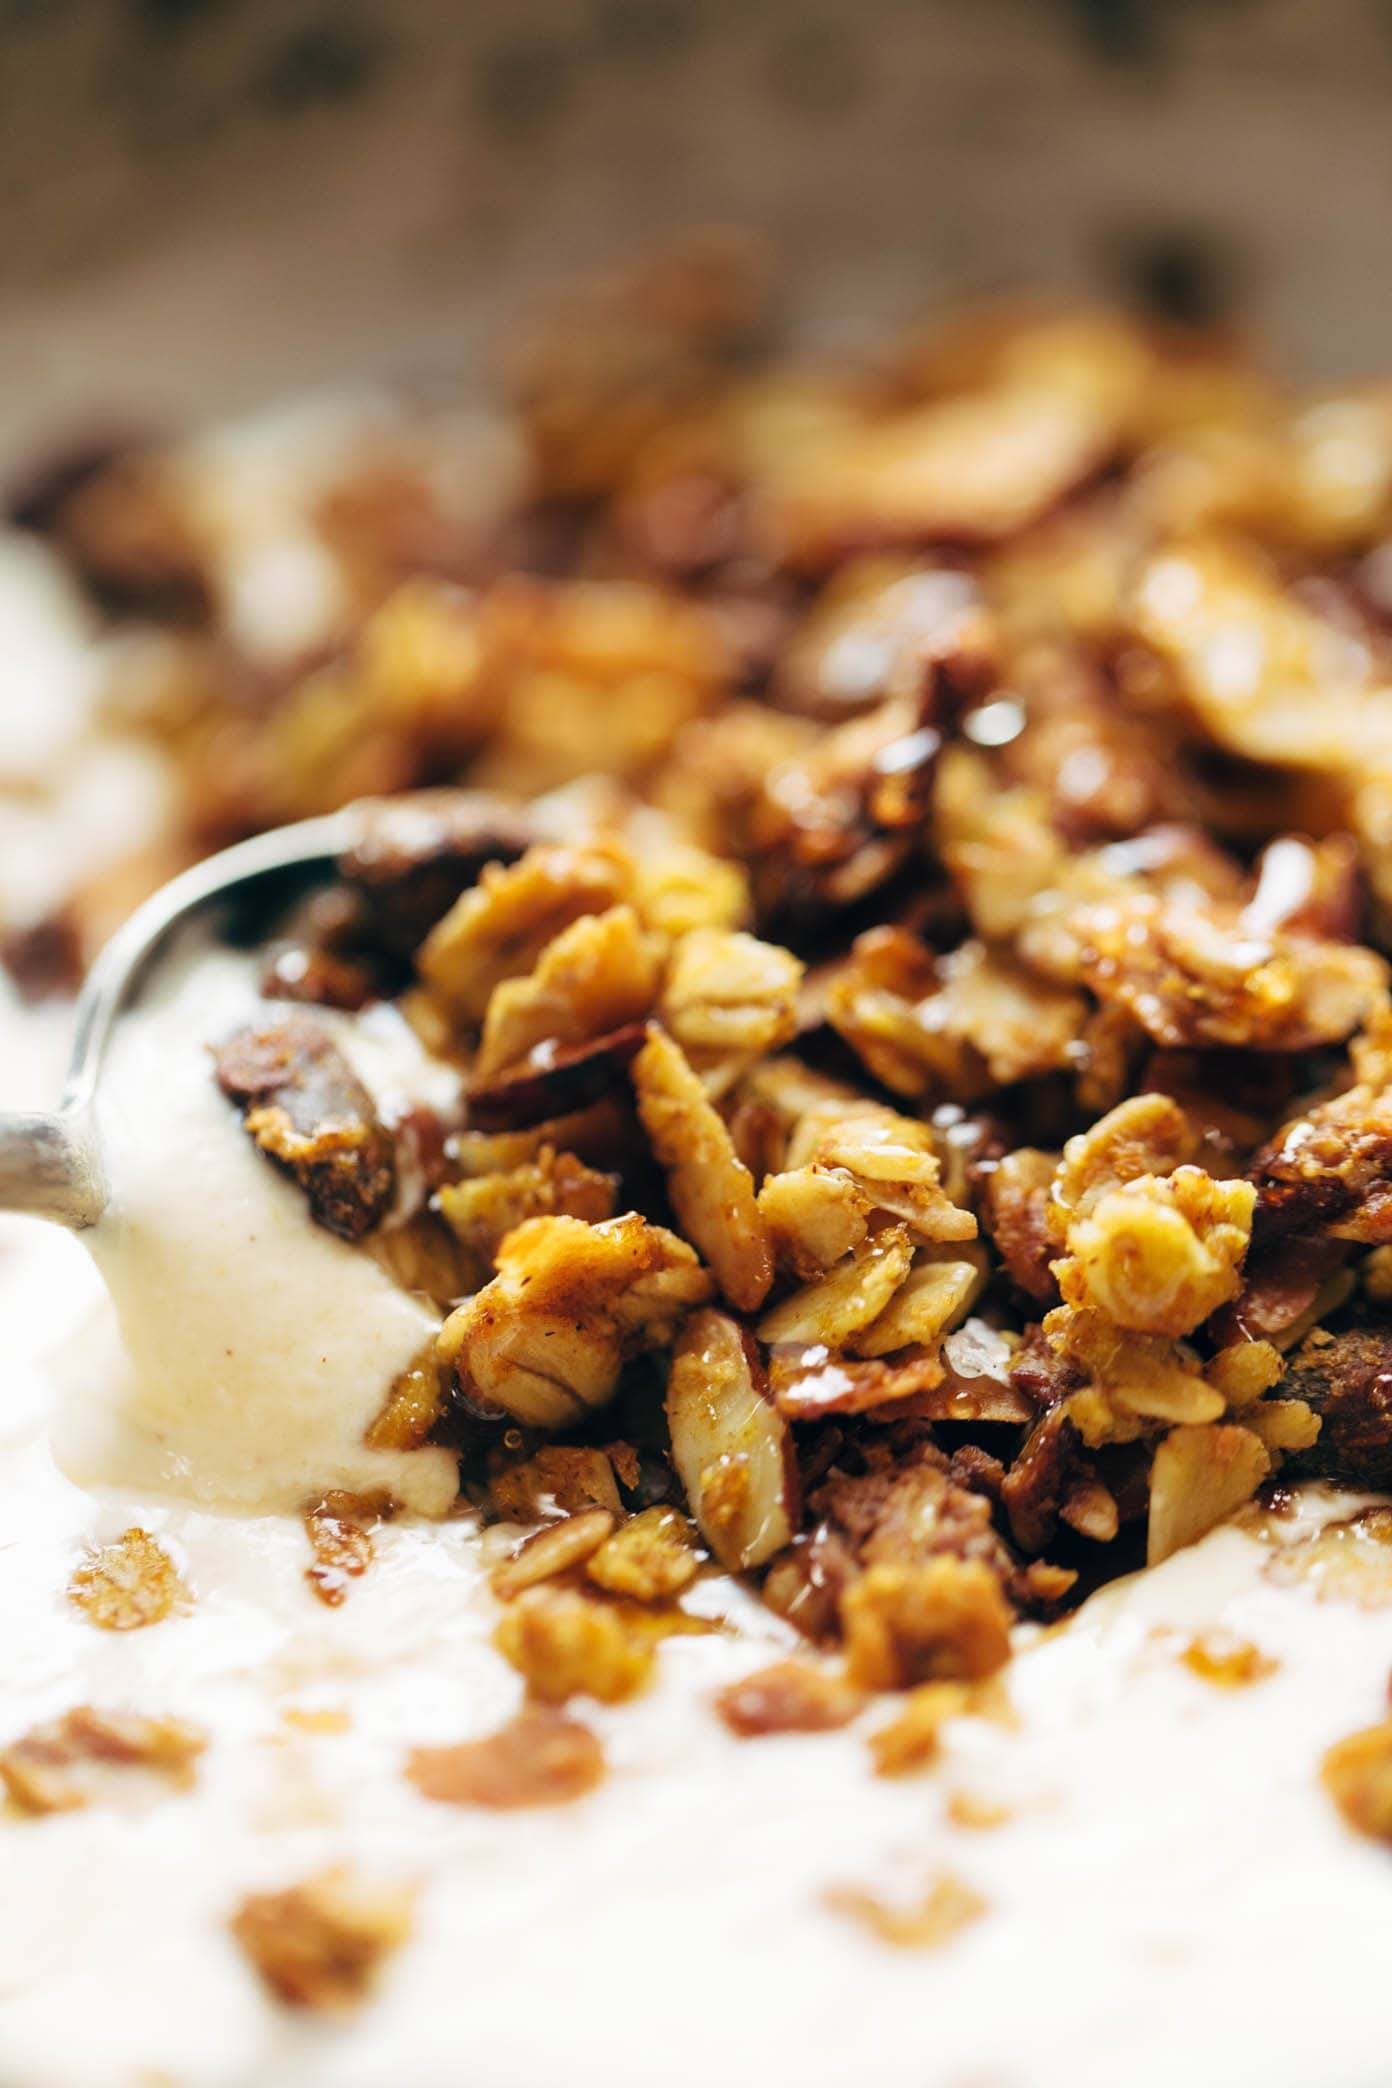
(4, 0), (1392, 465)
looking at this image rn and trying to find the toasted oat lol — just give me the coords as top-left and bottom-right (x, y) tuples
(419, 840), (634, 1025)
(841, 1559), (1013, 1692)
(1322, 1721), (1392, 1843)
(666, 1308), (798, 1571)
(852, 1247), (989, 1360)
(490, 1509), (616, 1600)
(633, 1025), (773, 1311)
(659, 927), (802, 1089)
(584, 1506), (702, 1601)
(868, 1681), (977, 1776)
(758, 1226), (915, 1348)
(494, 1584), (656, 1703)
(1, 1707), (205, 1815)
(1182, 1630), (1278, 1687)
(757, 1165), (871, 1280)
(406, 1706), (605, 1808)
(436, 1146), (616, 1280)
(1147, 1423), (1271, 1565)
(787, 1100), (979, 1244)
(68, 1527), (187, 1631)
(303, 1492), (393, 1607)
(488, 1445), (624, 1523)
(475, 905), (661, 1077)
(230, 1867), (414, 2013)
(825, 1873), (987, 1950)
(213, 1015), (396, 1240)
(439, 1212), (711, 1428)
(713, 1660), (865, 1738)
(1055, 1167), (1254, 1337)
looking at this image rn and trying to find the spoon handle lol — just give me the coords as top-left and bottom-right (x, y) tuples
(0, 1109), (104, 1229)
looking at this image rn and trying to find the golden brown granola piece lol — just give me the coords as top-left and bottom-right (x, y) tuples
(935, 745), (1066, 940)
(1251, 1025), (1392, 1242)
(488, 1445), (624, 1523)
(490, 1509), (616, 1601)
(439, 1212), (712, 1429)
(713, 1660), (865, 1738)
(868, 1680), (978, 1776)
(1322, 1721), (1392, 1843)
(363, 1340), (453, 1453)
(475, 906), (661, 1078)
(1051, 1093), (1199, 1224)
(230, 1867), (413, 2013)
(419, 840), (634, 1026)
(666, 1308), (798, 1571)
(1279, 1328), (1392, 1489)
(825, 1873), (987, 1950)
(774, 557), (996, 721)
(213, 1014), (396, 1241)
(1182, 1630), (1278, 1687)
(852, 1247), (989, 1360)
(1, 1707), (205, 1815)
(826, 929), (1086, 1101)
(1264, 1506), (1392, 1607)
(758, 1165), (871, 1280)
(765, 1344), (946, 1422)
(1067, 891), (1386, 1053)
(633, 1025), (773, 1312)
(436, 1147), (616, 1281)
(406, 1706), (605, 1808)
(785, 1100), (978, 1245)
(841, 1559), (1014, 1691)
(659, 926), (803, 1091)
(1054, 1166), (1254, 1337)
(982, 1148), (1060, 1304)
(68, 1527), (187, 1631)
(758, 1226), (916, 1349)
(494, 1584), (655, 1703)
(584, 1506), (702, 1601)
(1147, 1422), (1270, 1565)
(303, 1492), (393, 1608)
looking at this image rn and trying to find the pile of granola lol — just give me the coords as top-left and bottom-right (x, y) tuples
(15, 241), (1392, 1791)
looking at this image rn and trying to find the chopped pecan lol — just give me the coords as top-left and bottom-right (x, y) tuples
(406, 1706), (604, 1808)
(981, 1148), (1060, 1303)
(465, 1019), (649, 1132)
(68, 1527), (187, 1631)
(440, 1212), (711, 1428)
(230, 1867), (413, 2013)
(339, 789), (532, 956)
(1280, 1327), (1392, 1489)
(713, 1659), (864, 1737)
(213, 1014), (395, 1240)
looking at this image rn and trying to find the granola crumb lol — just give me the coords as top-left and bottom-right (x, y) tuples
(494, 1584), (656, 1703)
(68, 1527), (187, 1631)
(713, 1659), (865, 1738)
(945, 1787), (1012, 1831)
(868, 1680), (976, 1776)
(1322, 1720), (1392, 1843)
(583, 1506), (703, 1602)
(1182, 1629), (1278, 1688)
(841, 1558), (1014, 1692)
(230, 1866), (414, 2013)
(490, 1509), (617, 1601)
(302, 1492), (393, 1607)
(406, 1705), (605, 1808)
(0, 1707), (206, 1815)
(825, 1872), (988, 1950)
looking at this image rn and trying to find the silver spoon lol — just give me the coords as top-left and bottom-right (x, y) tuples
(0, 809), (360, 1229)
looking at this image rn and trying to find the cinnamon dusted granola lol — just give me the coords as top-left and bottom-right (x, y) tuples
(230, 1867), (414, 2013)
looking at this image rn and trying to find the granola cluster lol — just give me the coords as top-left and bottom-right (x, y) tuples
(16, 250), (1392, 1891)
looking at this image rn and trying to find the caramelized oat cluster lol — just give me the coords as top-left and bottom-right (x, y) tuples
(20, 243), (1392, 1736)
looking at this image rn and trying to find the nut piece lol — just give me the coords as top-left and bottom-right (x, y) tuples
(0, 1707), (206, 1815)
(490, 1509), (616, 1601)
(230, 1867), (414, 2013)
(439, 1212), (712, 1429)
(420, 840), (634, 1025)
(68, 1527), (187, 1631)
(1146, 1423), (1271, 1566)
(584, 1506), (702, 1601)
(713, 1660), (865, 1737)
(213, 1014), (396, 1241)
(1322, 1720), (1392, 1842)
(758, 1166), (871, 1280)
(494, 1584), (655, 1703)
(666, 1308), (799, 1571)
(840, 1559), (1013, 1691)
(406, 1706), (605, 1808)
(633, 1026), (773, 1311)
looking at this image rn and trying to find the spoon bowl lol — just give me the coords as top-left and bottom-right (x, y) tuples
(0, 809), (361, 1229)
